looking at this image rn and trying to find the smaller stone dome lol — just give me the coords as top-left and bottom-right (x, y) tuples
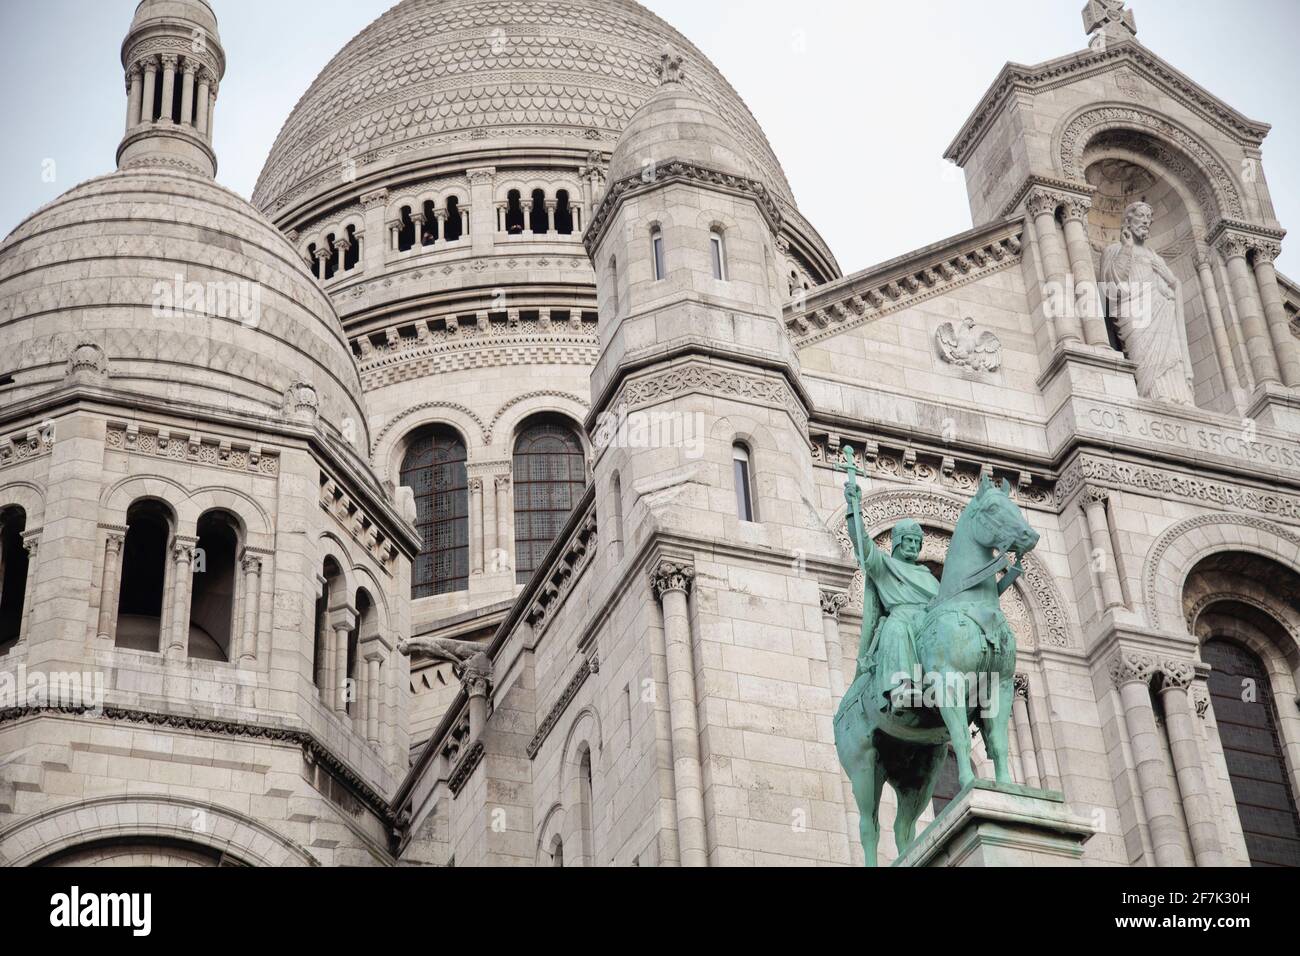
(608, 75), (765, 187)
(128, 0), (220, 38)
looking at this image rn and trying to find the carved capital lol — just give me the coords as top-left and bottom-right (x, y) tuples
(172, 535), (199, 565)
(159, 54), (179, 70)
(1249, 239), (1282, 265)
(360, 188), (389, 209)
(1013, 673), (1031, 701)
(651, 560), (694, 601)
(1082, 484), (1111, 506)
(1109, 651), (1156, 688)
(105, 532), (126, 555)
(1158, 659), (1196, 692)
(469, 477), (484, 494)
(1193, 689), (1210, 720)
(495, 476), (512, 492)
(1216, 233), (1250, 261)
(1024, 188), (1065, 218)
(240, 552), (263, 575)
(140, 57), (159, 75)
(819, 588), (849, 620)
(1063, 196), (1093, 222)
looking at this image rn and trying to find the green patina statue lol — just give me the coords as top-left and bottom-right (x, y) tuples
(834, 446), (1040, 866)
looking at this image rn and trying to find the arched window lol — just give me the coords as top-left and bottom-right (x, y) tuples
(188, 510), (239, 661)
(397, 206), (416, 252)
(402, 428), (469, 597)
(733, 443), (755, 522)
(554, 190), (574, 235)
(1204, 638), (1300, 866)
(116, 499), (173, 652)
(505, 190), (525, 234)
(608, 256), (619, 319)
(609, 471), (624, 563)
(578, 746), (594, 865)
(710, 228), (727, 281)
(651, 226), (665, 281)
(513, 418), (586, 585)
(445, 196), (463, 242)
(0, 506), (29, 652)
(529, 189), (549, 234)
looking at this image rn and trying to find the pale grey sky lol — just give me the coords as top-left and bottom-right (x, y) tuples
(1, 0), (1296, 276)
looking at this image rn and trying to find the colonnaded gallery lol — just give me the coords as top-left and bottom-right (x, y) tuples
(0, 0), (1298, 868)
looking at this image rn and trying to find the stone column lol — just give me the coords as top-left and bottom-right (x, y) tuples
(95, 529), (126, 643)
(365, 653), (383, 746)
(206, 82), (217, 140)
(1194, 252), (1243, 400)
(139, 58), (158, 125)
(333, 235), (352, 273)
(179, 59), (196, 127)
(126, 64), (143, 131)
(819, 589), (859, 865)
(464, 655), (492, 739)
(460, 206), (471, 236)
(1250, 241), (1300, 387)
(1012, 674), (1042, 789)
(158, 55), (178, 123)
(652, 560), (708, 867)
(1110, 652), (1186, 865)
(238, 552), (262, 664)
(544, 200), (557, 234)
(1061, 196), (1108, 346)
(434, 208), (448, 244)
(314, 247), (329, 281)
(195, 69), (211, 136)
(494, 475), (512, 574)
(17, 533), (39, 645)
(1218, 233), (1281, 386)
(1026, 189), (1083, 344)
(329, 606), (357, 715)
(1158, 660), (1224, 866)
(1081, 487), (1125, 611)
(469, 478), (484, 575)
(165, 536), (197, 660)
(389, 221), (400, 253)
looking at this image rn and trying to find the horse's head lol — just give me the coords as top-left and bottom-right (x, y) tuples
(971, 475), (1040, 557)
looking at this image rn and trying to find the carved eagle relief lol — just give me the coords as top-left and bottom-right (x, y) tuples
(936, 317), (1002, 372)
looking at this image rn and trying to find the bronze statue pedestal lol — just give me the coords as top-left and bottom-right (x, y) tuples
(893, 780), (1095, 867)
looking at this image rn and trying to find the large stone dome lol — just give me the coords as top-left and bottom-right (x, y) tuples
(252, 0), (796, 213)
(0, 167), (368, 444)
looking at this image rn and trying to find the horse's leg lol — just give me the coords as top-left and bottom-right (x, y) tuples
(979, 673), (1016, 785)
(845, 743), (884, 867)
(893, 745), (947, 852)
(937, 671), (976, 789)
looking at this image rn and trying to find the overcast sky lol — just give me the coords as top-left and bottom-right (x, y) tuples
(1, 0), (1296, 276)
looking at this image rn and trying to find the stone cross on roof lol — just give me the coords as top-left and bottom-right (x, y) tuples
(655, 46), (685, 86)
(1082, 0), (1137, 46)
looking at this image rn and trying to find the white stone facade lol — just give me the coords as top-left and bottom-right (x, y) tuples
(2, 0), (1299, 867)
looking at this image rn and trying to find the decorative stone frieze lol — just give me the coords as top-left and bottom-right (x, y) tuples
(105, 423), (278, 477)
(319, 472), (401, 573)
(0, 426), (55, 471)
(524, 508), (598, 633)
(607, 360), (808, 437)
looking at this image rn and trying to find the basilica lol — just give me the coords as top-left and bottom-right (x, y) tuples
(1, 0), (1298, 867)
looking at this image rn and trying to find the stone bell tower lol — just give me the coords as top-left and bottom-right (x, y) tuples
(582, 52), (851, 865)
(118, 0), (226, 177)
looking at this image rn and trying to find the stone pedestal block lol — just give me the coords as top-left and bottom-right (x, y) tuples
(894, 781), (1095, 867)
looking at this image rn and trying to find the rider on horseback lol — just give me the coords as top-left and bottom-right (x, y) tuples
(845, 482), (939, 715)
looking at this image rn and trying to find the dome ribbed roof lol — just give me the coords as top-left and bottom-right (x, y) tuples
(253, 0), (795, 212)
(0, 168), (368, 443)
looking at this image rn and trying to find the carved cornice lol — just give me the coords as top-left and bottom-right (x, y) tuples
(946, 42), (1269, 167)
(1058, 454), (1300, 522)
(448, 740), (485, 797)
(584, 159), (783, 258)
(320, 472), (401, 576)
(785, 221), (1023, 348)
(0, 704), (396, 826)
(0, 425), (54, 471)
(525, 509), (598, 634)
(527, 653), (599, 759)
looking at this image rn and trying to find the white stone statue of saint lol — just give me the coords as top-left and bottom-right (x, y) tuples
(1100, 201), (1196, 405)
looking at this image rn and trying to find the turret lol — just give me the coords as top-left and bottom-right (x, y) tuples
(117, 0), (225, 177)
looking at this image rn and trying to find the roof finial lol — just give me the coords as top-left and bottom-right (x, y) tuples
(655, 46), (685, 87)
(1082, 0), (1137, 51)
